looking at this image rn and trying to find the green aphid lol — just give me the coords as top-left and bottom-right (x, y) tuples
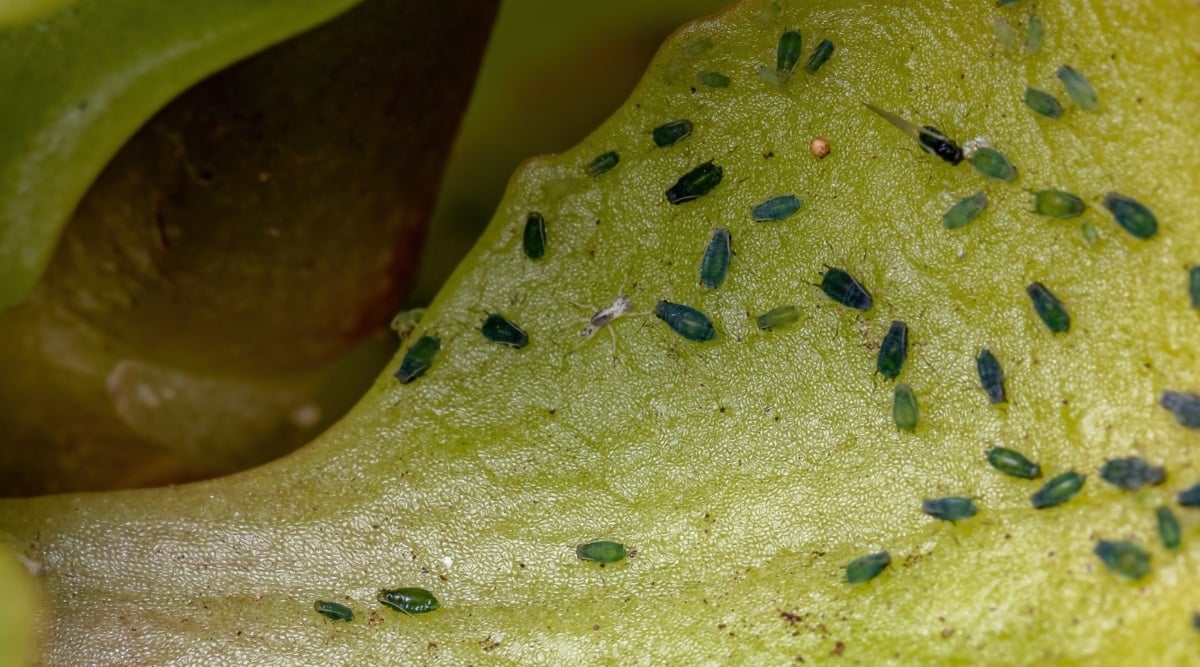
(863, 103), (963, 165)
(652, 119), (693, 148)
(1157, 506), (1182, 550)
(1179, 483), (1200, 507)
(1023, 88), (1063, 118)
(697, 71), (731, 88)
(1031, 471), (1085, 509)
(893, 383), (919, 431)
(395, 335), (440, 384)
(1034, 189), (1085, 219)
(1026, 282), (1070, 334)
(776, 29), (803, 76)
(976, 348), (1007, 404)
(1093, 540), (1150, 580)
(942, 192), (988, 229)
(1025, 15), (1045, 52)
(820, 267), (873, 311)
(576, 540), (628, 564)
(586, 150), (620, 177)
(751, 194), (804, 221)
(969, 147), (1017, 182)
(1102, 192), (1158, 239)
(666, 161), (723, 205)
(845, 551), (891, 584)
(756, 305), (801, 330)
(686, 38), (713, 56)
(1056, 64), (1099, 110)
(700, 228), (731, 290)
(987, 446), (1041, 479)
(876, 320), (909, 380)
(480, 314), (528, 349)
(1190, 266), (1200, 309)
(314, 600), (354, 622)
(1099, 456), (1165, 491)
(523, 212), (546, 260)
(804, 39), (835, 74)
(1081, 222), (1099, 245)
(378, 587), (440, 615)
(1194, 613), (1200, 632)
(654, 300), (717, 342)
(921, 496), (978, 521)
(1162, 391), (1200, 429)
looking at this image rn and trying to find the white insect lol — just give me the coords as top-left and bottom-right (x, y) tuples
(581, 292), (634, 340)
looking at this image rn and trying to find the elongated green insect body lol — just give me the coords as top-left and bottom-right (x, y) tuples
(845, 551), (890, 584)
(820, 267), (873, 311)
(1190, 267), (1200, 309)
(976, 348), (1007, 404)
(776, 30), (802, 75)
(1179, 483), (1200, 507)
(752, 194), (804, 221)
(970, 147), (1017, 182)
(480, 314), (528, 349)
(378, 587), (440, 615)
(700, 228), (731, 290)
(523, 212), (546, 259)
(876, 320), (908, 379)
(314, 600), (354, 622)
(653, 119), (693, 148)
(576, 540), (628, 564)
(654, 300), (717, 342)
(1102, 193), (1158, 239)
(1157, 506), (1181, 550)
(987, 447), (1040, 479)
(1034, 190), (1085, 219)
(756, 305), (801, 330)
(1056, 64), (1099, 110)
(1099, 456), (1165, 491)
(804, 39), (835, 73)
(667, 161), (723, 204)
(1162, 391), (1200, 429)
(1027, 282), (1070, 333)
(1093, 540), (1150, 580)
(1031, 471), (1085, 509)
(921, 496), (978, 521)
(942, 192), (988, 229)
(586, 151), (620, 177)
(893, 383), (919, 431)
(1024, 88), (1062, 118)
(697, 71), (730, 88)
(395, 335), (440, 384)
(1025, 15), (1045, 52)
(1081, 222), (1099, 245)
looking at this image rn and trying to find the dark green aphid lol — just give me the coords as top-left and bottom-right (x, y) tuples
(697, 71), (731, 88)
(942, 192), (988, 229)
(652, 119), (693, 148)
(804, 39), (835, 74)
(1056, 64), (1099, 111)
(751, 194), (803, 221)
(1025, 15), (1045, 52)
(395, 335), (440, 384)
(921, 497), (978, 521)
(863, 103), (963, 165)
(1093, 540), (1150, 580)
(1031, 471), (1085, 509)
(845, 551), (891, 584)
(666, 161), (723, 205)
(1190, 266), (1200, 308)
(378, 587), (440, 615)
(1026, 282), (1070, 333)
(1157, 506), (1181, 550)
(1102, 193), (1158, 239)
(480, 314), (528, 349)
(820, 267), (873, 311)
(976, 348), (1007, 404)
(1023, 88), (1063, 118)
(987, 446), (1040, 479)
(876, 320), (909, 379)
(1194, 612), (1200, 632)
(1099, 456), (1165, 491)
(586, 151), (620, 177)
(523, 212), (546, 260)
(893, 383), (919, 431)
(969, 147), (1017, 182)
(654, 300), (716, 342)
(1179, 483), (1200, 507)
(1034, 189), (1085, 219)
(576, 540), (628, 564)
(776, 29), (802, 76)
(1162, 391), (1200, 429)
(314, 600), (354, 622)
(700, 228), (731, 290)
(756, 305), (801, 330)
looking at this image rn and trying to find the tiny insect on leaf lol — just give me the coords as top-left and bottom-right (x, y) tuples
(586, 151), (620, 177)
(921, 497), (978, 521)
(1157, 506), (1181, 550)
(1189, 266), (1200, 309)
(1102, 193), (1158, 240)
(700, 228), (732, 290)
(1099, 456), (1165, 491)
(845, 551), (890, 584)
(976, 348), (1007, 404)
(776, 29), (802, 75)
(1161, 391), (1200, 429)
(666, 161), (723, 204)
(652, 119), (693, 148)
(314, 600), (354, 622)
(697, 71), (731, 88)
(876, 320), (908, 379)
(480, 314), (529, 349)
(1056, 64), (1099, 111)
(862, 103), (963, 165)
(395, 335), (440, 384)
(752, 194), (804, 221)
(523, 212), (546, 260)
(654, 300), (717, 342)
(1178, 483), (1200, 507)
(1026, 282), (1070, 333)
(756, 305), (801, 330)
(378, 587), (440, 615)
(942, 192), (988, 229)
(1031, 471), (1085, 509)
(987, 447), (1040, 479)
(804, 39), (835, 74)
(1093, 540), (1150, 580)
(1025, 15), (1045, 52)
(820, 267), (873, 311)
(1024, 87), (1062, 118)
(969, 147), (1017, 182)
(1034, 190), (1085, 219)
(576, 540), (628, 564)
(893, 383), (919, 431)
